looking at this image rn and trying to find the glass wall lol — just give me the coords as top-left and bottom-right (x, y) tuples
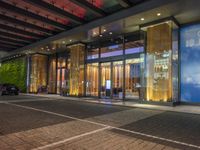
(100, 62), (111, 98)
(48, 57), (56, 93)
(125, 40), (144, 54)
(112, 61), (123, 99)
(86, 31), (145, 100)
(57, 57), (67, 94)
(100, 44), (123, 58)
(30, 54), (47, 93)
(125, 58), (143, 99)
(86, 63), (99, 96)
(69, 44), (85, 96)
(87, 48), (99, 60)
(143, 21), (178, 102)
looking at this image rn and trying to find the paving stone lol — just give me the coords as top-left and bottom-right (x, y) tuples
(0, 95), (199, 150)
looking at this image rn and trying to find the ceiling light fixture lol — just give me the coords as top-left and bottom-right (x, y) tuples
(109, 32), (112, 35)
(100, 34), (103, 37)
(103, 29), (106, 32)
(157, 13), (161, 16)
(141, 18), (144, 21)
(62, 41), (65, 44)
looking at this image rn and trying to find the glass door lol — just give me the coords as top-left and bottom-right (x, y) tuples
(86, 63), (99, 96)
(100, 62), (111, 98)
(112, 61), (123, 99)
(56, 69), (61, 94)
(125, 58), (141, 99)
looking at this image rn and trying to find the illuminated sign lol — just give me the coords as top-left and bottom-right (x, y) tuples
(181, 24), (200, 102)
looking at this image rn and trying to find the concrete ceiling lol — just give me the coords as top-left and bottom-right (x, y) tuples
(1, 0), (200, 59)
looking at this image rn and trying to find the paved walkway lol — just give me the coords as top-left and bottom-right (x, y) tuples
(24, 94), (200, 115)
(0, 95), (200, 150)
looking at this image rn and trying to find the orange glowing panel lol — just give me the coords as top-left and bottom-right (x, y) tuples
(44, 0), (87, 19)
(86, 0), (104, 8)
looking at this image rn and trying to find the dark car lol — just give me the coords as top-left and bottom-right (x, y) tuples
(0, 84), (19, 96)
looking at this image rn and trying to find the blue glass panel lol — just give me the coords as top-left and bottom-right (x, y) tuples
(181, 24), (200, 102)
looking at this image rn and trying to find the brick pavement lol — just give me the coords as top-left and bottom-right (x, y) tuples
(0, 95), (200, 150)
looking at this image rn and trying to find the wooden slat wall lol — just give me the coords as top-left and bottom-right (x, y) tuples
(147, 23), (172, 53)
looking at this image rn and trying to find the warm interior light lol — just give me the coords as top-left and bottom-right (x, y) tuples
(141, 18), (144, 21)
(100, 34), (103, 37)
(69, 39), (72, 42)
(103, 29), (106, 32)
(62, 41), (65, 44)
(157, 13), (161, 16)
(109, 32), (112, 35)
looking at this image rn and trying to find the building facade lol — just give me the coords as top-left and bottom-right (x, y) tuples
(7, 19), (193, 105)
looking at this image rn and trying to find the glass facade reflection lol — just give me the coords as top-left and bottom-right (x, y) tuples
(125, 58), (143, 99)
(101, 62), (111, 98)
(112, 61), (123, 99)
(100, 44), (123, 58)
(26, 21), (180, 105)
(86, 63), (99, 96)
(142, 21), (178, 102)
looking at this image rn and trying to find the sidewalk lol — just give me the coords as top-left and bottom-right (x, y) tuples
(24, 93), (200, 115)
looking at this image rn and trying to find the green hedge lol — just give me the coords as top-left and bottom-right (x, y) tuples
(0, 57), (27, 92)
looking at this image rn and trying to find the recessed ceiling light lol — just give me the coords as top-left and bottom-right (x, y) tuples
(141, 18), (144, 21)
(157, 13), (161, 16)
(103, 29), (106, 32)
(69, 39), (72, 42)
(109, 32), (112, 35)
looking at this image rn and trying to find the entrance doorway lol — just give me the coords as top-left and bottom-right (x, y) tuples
(112, 61), (123, 99)
(57, 68), (66, 94)
(87, 57), (142, 100)
(100, 61), (124, 99)
(100, 62), (111, 98)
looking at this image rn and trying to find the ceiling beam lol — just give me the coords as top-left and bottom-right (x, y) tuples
(0, 41), (20, 48)
(71, 0), (106, 17)
(0, 14), (55, 35)
(0, 37), (29, 45)
(0, 40), (25, 47)
(117, 0), (132, 7)
(0, 48), (13, 51)
(24, 0), (85, 24)
(0, 1), (69, 30)
(7, 0), (178, 56)
(0, 24), (45, 39)
(0, 44), (18, 49)
(0, 30), (35, 43)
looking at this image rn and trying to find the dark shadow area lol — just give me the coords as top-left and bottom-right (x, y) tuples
(0, 103), (72, 135)
(117, 111), (200, 147)
(12, 99), (131, 119)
